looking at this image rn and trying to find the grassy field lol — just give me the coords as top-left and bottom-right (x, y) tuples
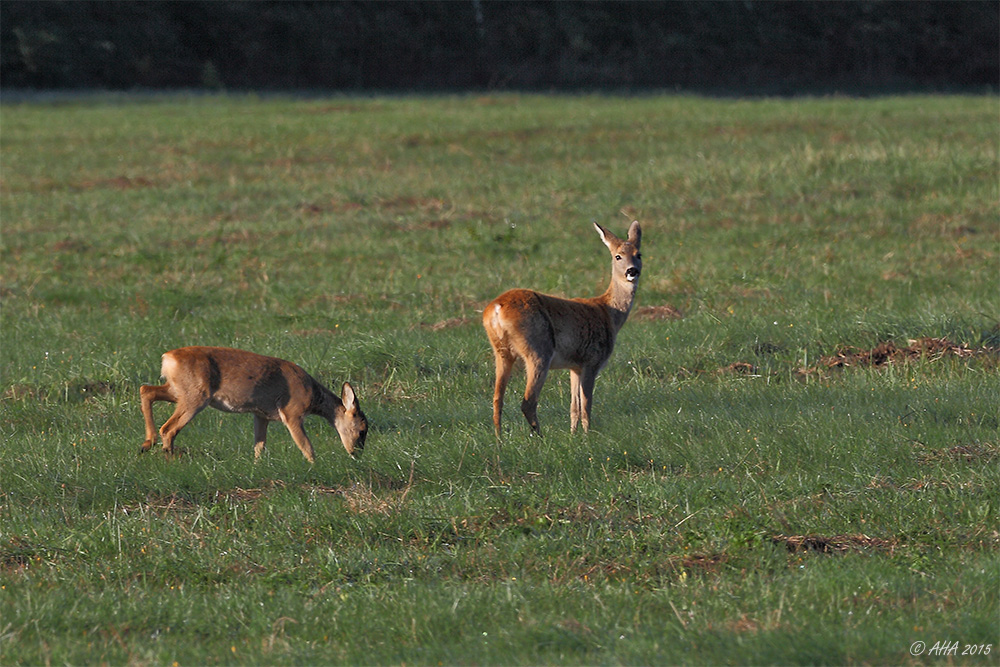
(1, 93), (997, 665)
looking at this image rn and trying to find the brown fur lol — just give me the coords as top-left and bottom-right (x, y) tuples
(139, 346), (367, 461)
(483, 221), (642, 436)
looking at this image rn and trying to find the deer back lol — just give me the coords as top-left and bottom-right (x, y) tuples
(162, 346), (318, 419)
(486, 290), (617, 371)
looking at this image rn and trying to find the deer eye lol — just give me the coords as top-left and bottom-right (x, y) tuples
(615, 254), (622, 261)
(636, 253), (642, 260)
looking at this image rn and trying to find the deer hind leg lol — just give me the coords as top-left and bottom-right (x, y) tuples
(520, 354), (551, 436)
(158, 397), (208, 456)
(253, 415), (269, 460)
(491, 349), (516, 439)
(280, 410), (316, 463)
(139, 384), (176, 453)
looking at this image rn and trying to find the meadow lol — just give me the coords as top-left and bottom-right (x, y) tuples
(1, 93), (997, 665)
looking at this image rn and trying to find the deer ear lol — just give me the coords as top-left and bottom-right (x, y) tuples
(594, 222), (619, 249)
(627, 220), (641, 248)
(341, 382), (356, 411)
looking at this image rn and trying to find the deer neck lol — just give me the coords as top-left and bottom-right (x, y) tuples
(310, 379), (341, 420)
(599, 277), (639, 331)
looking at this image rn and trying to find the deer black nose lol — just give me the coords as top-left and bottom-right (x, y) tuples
(625, 267), (640, 280)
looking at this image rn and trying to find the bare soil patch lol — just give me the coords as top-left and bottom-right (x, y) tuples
(1, 535), (36, 573)
(325, 482), (404, 515)
(74, 175), (156, 190)
(716, 361), (758, 376)
(672, 552), (728, 574)
(422, 316), (476, 331)
(726, 612), (786, 634)
(793, 335), (999, 380)
(633, 304), (683, 321)
(50, 238), (92, 253)
(771, 533), (900, 554)
(819, 337), (991, 369)
(917, 442), (998, 464)
(3, 384), (41, 401)
(298, 200), (364, 215)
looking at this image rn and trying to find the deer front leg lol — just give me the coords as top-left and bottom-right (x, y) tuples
(577, 368), (598, 433)
(569, 369), (583, 433)
(280, 411), (316, 463)
(139, 384), (176, 453)
(253, 415), (269, 460)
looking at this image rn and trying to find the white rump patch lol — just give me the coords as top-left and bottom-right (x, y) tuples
(160, 353), (178, 380)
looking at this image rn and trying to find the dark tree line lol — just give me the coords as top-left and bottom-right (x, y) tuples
(2, 1), (997, 93)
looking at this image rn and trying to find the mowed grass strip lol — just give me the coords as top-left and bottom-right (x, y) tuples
(1, 94), (997, 664)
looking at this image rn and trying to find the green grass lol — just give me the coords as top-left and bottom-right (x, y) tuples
(1, 93), (997, 665)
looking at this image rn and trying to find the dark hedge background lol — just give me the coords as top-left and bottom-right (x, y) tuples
(2, 1), (997, 93)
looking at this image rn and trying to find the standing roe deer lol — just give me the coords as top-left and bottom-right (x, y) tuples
(483, 220), (642, 437)
(140, 346), (367, 461)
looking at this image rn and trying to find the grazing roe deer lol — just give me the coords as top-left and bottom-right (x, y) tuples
(140, 346), (367, 461)
(483, 220), (642, 437)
